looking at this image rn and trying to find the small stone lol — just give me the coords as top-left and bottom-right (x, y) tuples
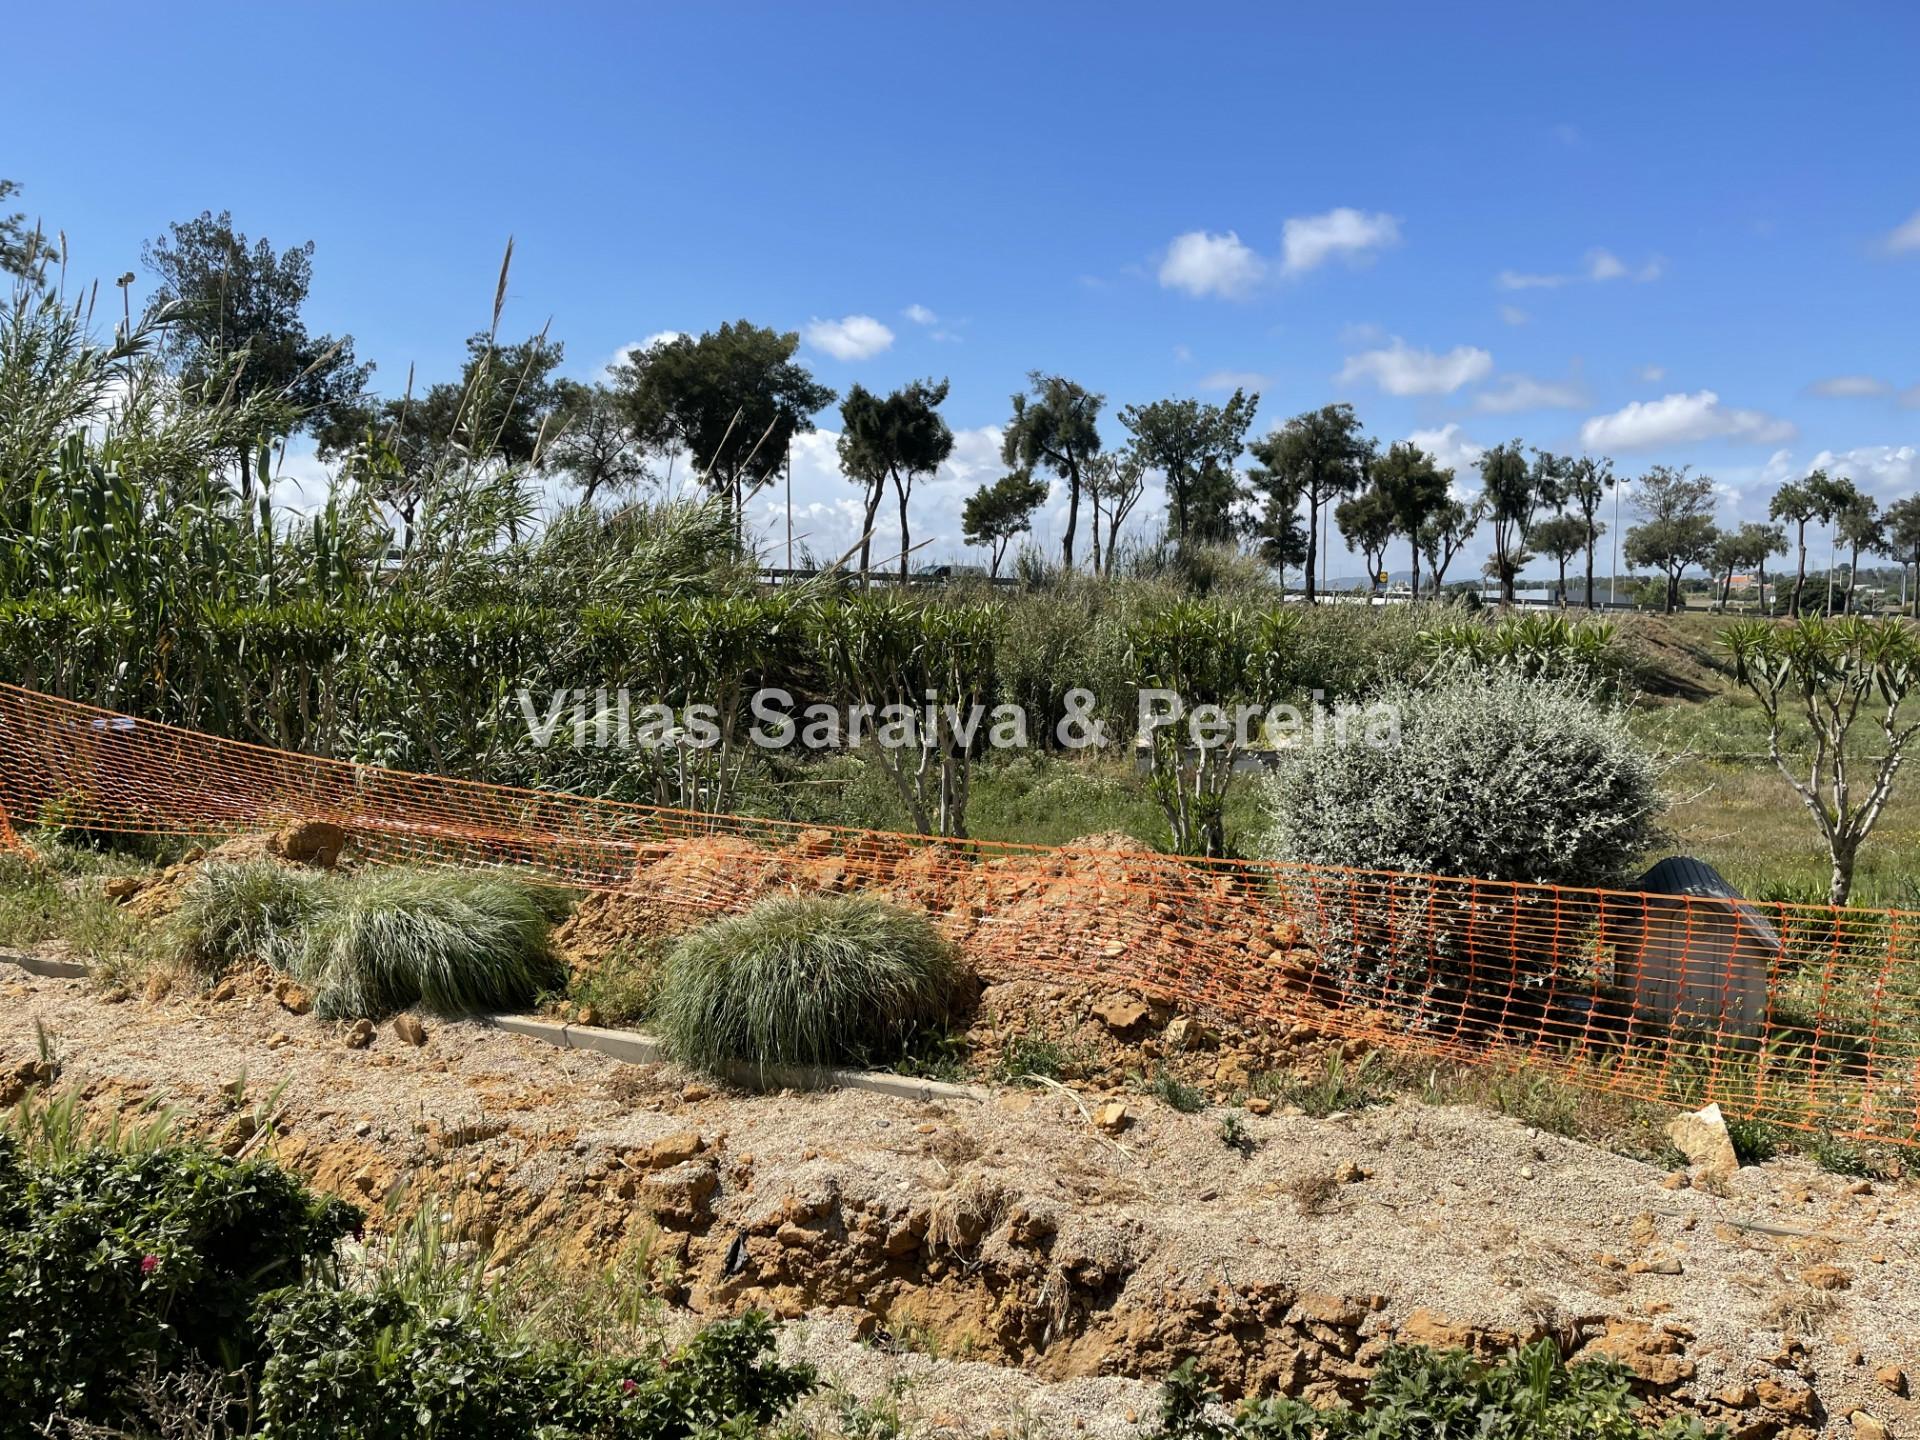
(1873, 1365), (1907, 1397)
(208, 977), (239, 1003)
(274, 979), (312, 1015)
(1849, 1412), (1890, 1440)
(1754, 1379), (1817, 1420)
(1094, 1101), (1131, 1135)
(267, 1031), (291, 1049)
(1245, 1097), (1272, 1116)
(681, 1082), (711, 1103)
(103, 874), (142, 899)
(1801, 1263), (1852, 1291)
(344, 1019), (375, 1049)
(1660, 1170), (1691, 1190)
(1665, 1103), (1740, 1181)
(350, 1168), (376, 1194)
(391, 1013), (427, 1046)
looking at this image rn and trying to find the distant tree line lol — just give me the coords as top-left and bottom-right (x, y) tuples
(7, 182), (1918, 615)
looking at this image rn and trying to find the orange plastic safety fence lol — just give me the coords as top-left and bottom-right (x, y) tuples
(2, 680), (1917, 1148)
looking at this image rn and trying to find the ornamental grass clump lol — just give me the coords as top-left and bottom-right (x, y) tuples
(169, 861), (326, 978)
(652, 894), (962, 1074)
(292, 868), (565, 1020)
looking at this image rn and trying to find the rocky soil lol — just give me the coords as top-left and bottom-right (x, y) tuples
(5, 958), (1916, 1439)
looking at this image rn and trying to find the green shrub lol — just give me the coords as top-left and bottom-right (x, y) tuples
(293, 868), (565, 1020)
(169, 861), (326, 977)
(1151, 1338), (1720, 1439)
(0, 1117), (359, 1430)
(256, 1292), (811, 1440)
(1260, 669), (1664, 888)
(1259, 670), (1664, 998)
(653, 894), (962, 1074)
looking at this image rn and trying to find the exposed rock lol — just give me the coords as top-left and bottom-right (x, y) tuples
(1849, 1413), (1890, 1440)
(1753, 1378), (1818, 1421)
(274, 979), (312, 1015)
(648, 1130), (705, 1168)
(1874, 1366), (1908, 1397)
(1094, 1101), (1131, 1135)
(102, 874), (142, 899)
(1665, 1103), (1740, 1181)
(1092, 996), (1150, 1033)
(392, 1014), (427, 1047)
(344, 1019), (375, 1049)
(270, 820), (347, 868)
(643, 1159), (718, 1225)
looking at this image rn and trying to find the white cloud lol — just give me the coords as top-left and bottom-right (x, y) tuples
(1279, 208), (1401, 275)
(1337, 338), (1493, 396)
(1406, 423), (1485, 479)
(1587, 249), (1628, 281)
(1498, 304), (1529, 326)
(1495, 269), (1571, 291)
(1808, 374), (1893, 398)
(803, 314), (895, 361)
(1158, 230), (1266, 299)
(1806, 445), (1920, 499)
(1635, 365), (1666, 384)
(1474, 374), (1586, 413)
(1198, 369), (1267, 392)
(1578, 390), (1796, 450)
(1885, 209), (1920, 254)
(902, 303), (938, 326)
(1498, 250), (1663, 291)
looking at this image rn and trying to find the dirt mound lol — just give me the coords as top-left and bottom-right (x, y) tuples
(111, 822), (357, 920)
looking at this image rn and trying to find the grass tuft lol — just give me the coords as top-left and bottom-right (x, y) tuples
(293, 868), (564, 1020)
(652, 894), (962, 1075)
(169, 861), (325, 978)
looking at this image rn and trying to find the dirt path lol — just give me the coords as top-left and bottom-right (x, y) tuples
(5, 961), (1915, 1439)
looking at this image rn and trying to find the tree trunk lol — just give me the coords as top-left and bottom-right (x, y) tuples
(1584, 523), (1597, 608)
(1303, 490), (1319, 604)
(858, 483), (883, 579)
(1060, 463), (1080, 570)
(1829, 842), (1856, 907)
(1719, 567), (1733, 611)
(1790, 523), (1807, 617)
(895, 473), (911, 579)
(1556, 555), (1568, 607)
(1757, 557), (1768, 614)
(1409, 538), (1422, 603)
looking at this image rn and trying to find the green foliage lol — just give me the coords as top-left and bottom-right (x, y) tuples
(1149, 1065), (1207, 1114)
(1722, 614), (1920, 904)
(1416, 612), (1625, 689)
(1261, 669), (1663, 889)
(652, 893), (963, 1075)
(1256, 1053), (1393, 1118)
(1126, 600), (1300, 856)
(255, 1293), (809, 1440)
(962, 469), (1051, 576)
(169, 860), (325, 977)
(165, 862), (564, 1018)
(1150, 1339), (1721, 1440)
(0, 1112), (359, 1430)
(293, 867), (566, 1020)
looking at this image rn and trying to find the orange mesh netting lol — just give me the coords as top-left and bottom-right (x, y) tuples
(1, 680), (1916, 1147)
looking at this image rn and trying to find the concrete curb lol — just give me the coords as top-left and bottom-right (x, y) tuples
(484, 1014), (987, 1104)
(0, 948), (89, 979)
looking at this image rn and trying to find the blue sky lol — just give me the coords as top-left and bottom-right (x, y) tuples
(10, 1), (1920, 576)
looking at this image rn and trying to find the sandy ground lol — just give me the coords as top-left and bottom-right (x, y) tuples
(4, 960), (1916, 1439)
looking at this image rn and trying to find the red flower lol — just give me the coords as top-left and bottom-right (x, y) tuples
(620, 1378), (638, 1395)
(140, 1254), (160, 1276)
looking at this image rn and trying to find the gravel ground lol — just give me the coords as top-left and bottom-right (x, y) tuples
(4, 959), (1916, 1438)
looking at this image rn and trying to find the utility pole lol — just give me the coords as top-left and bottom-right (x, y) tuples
(784, 444), (793, 573)
(1609, 476), (1622, 606)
